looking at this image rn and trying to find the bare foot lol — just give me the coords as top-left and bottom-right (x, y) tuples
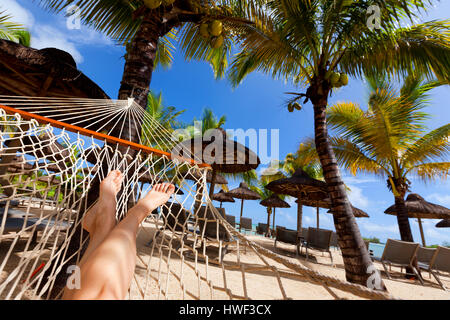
(82, 170), (123, 234)
(136, 183), (175, 221)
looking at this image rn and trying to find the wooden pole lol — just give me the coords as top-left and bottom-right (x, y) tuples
(297, 201), (303, 236)
(418, 218), (426, 247)
(273, 207), (276, 231)
(316, 207), (320, 229)
(239, 198), (244, 232)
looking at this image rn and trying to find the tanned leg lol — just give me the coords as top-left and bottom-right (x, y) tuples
(64, 182), (175, 300)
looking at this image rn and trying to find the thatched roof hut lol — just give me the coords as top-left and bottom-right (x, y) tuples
(0, 40), (109, 100)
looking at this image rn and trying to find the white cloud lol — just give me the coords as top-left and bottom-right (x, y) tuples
(1, 0), (35, 27)
(3, 0), (116, 65)
(31, 24), (84, 63)
(346, 184), (370, 209)
(358, 220), (398, 234)
(426, 193), (450, 207)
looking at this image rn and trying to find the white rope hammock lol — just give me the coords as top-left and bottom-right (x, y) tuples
(0, 96), (393, 300)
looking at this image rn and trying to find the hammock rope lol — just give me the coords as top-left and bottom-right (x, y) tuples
(0, 96), (394, 300)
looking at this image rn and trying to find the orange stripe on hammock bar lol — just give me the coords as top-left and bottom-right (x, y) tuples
(0, 104), (210, 168)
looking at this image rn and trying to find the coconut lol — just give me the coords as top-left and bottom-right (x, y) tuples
(144, 0), (162, 9)
(293, 102), (302, 110)
(210, 35), (224, 49)
(340, 73), (349, 86)
(330, 72), (341, 87)
(288, 103), (294, 112)
(162, 0), (176, 5)
(209, 20), (223, 37)
(199, 23), (209, 38)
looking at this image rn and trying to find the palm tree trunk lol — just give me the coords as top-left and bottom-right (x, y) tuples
(313, 98), (385, 289)
(393, 195), (414, 242)
(42, 13), (168, 299)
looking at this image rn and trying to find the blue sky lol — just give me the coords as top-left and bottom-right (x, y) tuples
(3, 0), (450, 244)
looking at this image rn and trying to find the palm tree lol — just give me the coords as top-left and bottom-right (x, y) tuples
(227, 0), (450, 287)
(141, 90), (185, 149)
(327, 73), (449, 244)
(39, 0), (254, 143)
(0, 10), (31, 46)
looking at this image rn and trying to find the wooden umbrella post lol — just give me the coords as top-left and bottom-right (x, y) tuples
(208, 169), (217, 198)
(273, 207), (277, 232)
(316, 207), (320, 229)
(418, 217), (426, 247)
(239, 198), (244, 232)
(266, 207), (272, 237)
(297, 200), (303, 237)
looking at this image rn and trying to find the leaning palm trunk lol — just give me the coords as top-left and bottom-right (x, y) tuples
(312, 95), (383, 289)
(394, 195), (414, 243)
(43, 14), (168, 298)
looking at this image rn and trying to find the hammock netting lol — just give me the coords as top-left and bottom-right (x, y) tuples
(0, 96), (392, 300)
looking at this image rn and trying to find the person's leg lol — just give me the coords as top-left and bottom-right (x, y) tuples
(79, 170), (123, 266)
(64, 182), (175, 300)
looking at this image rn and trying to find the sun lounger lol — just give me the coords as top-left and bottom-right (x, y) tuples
(425, 246), (450, 291)
(330, 232), (339, 250)
(303, 227), (334, 266)
(274, 226), (300, 255)
(147, 202), (189, 246)
(196, 206), (234, 262)
(225, 214), (235, 228)
(256, 222), (269, 236)
(0, 208), (70, 244)
(416, 246), (437, 278)
(380, 239), (423, 284)
(238, 217), (253, 234)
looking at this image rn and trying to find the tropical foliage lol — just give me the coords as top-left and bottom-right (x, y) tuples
(327, 73), (449, 242)
(0, 10), (31, 46)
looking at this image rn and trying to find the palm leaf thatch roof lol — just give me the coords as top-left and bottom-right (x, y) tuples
(228, 182), (260, 200)
(260, 194), (290, 208)
(179, 169), (228, 184)
(212, 189), (235, 203)
(384, 193), (450, 219)
(265, 168), (327, 198)
(0, 39), (109, 100)
(436, 219), (450, 228)
(174, 129), (260, 173)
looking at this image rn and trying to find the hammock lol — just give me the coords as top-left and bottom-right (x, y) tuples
(0, 96), (393, 300)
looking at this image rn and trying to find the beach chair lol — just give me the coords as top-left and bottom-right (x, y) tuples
(147, 202), (189, 246)
(330, 232), (339, 250)
(379, 239), (423, 285)
(303, 228), (334, 266)
(0, 207), (70, 244)
(426, 246), (450, 291)
(416, 247), (437, 278)
(238, 217), (253, 235)
(196, 206), (234, 262)
(274, 226), (300, 255)
(225, 214), (235, 228)
(256, 223), (269, 236)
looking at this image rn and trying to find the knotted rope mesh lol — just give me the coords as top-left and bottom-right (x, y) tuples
(0, 96), (393, 300)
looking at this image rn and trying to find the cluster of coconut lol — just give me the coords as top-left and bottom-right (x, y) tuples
(287, 101), (302, 112)
(326, 71), (349, 88)
(199, 20), (224, 49)
(144, 0), (176, 9)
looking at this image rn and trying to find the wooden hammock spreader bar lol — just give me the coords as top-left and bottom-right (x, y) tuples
(0, 104), (210, 168)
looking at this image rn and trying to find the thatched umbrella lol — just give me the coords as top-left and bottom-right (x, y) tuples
(0, 40), (109, 100)
(212, 189), (235, 208)
(179, 169), (228, 185)
(266, 168), (327, 234)
(227, 182), (261, 232)
(260, 194), (290, 236)
(385, 193), (450, 246)
(436, 219), (450, 228)
(327, 205), (369, 218)
(174, 128), (260, 198)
